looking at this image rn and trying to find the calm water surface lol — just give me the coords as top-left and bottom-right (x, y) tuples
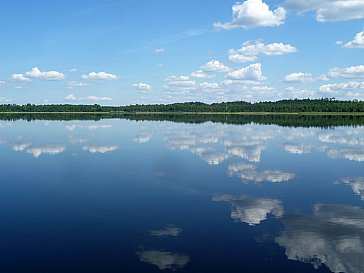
(0, 118), (364, 272)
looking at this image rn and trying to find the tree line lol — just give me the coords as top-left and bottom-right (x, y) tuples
(0, 98), (364, 113)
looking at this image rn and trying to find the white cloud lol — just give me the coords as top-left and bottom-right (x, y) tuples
(213, 195), (283, 226)
(132, 83), (152, 91)
(200, 60), (230, 73)
(137, 250), (190, 271)
(284, 0), (364, 22)
(328, 65), (364, 79)
(67, 81), (90, 88)
(214, 0), (286, 30)
(65, 94), (77, 101)
(200, 82), (219, 89)
(229, 41), (297, 63)
(284, 72), (314, 83)
(69, 68), (78, 72)
(190, 70), (212, 79)
(64, 94), (112, 101)
(163, 75), (221, 95)
(81, 72), (119, 80)
(342, 28), (364, 48)
(25, 67), (65, 80)
(85, 95), (112, 101)
(226, 63), (266, 81)
(0, 81), (5, 86)
(155, 48), (165, 53)
(319, 81), (364, 93)
(11, 74), (31, 82)
(83, 145), (118, 154)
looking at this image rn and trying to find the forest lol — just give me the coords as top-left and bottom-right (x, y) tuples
(0, 98), (364, 113)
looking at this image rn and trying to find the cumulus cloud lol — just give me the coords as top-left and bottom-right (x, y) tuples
(132, 83), (152, 91)
(276, 204), (364, 273)
(284, 0), (364, 22)
(83, 145), (118, 154)
(282, 87), (317, 99)
(86, 95), (112, 101)
(319, 81), (364, 94)
(155, 48), (165, 53)
(26, 145), (65, 158)
(284, 72), (314, 83)
(228, 41), (297, 63)
(226, 63), (266, 81)
(200, 60), (230, 73)
(190, 70), (212, 79)
(163, 75), (221, 95)
(339, 28), (364, 48)
(25, 67), (65, 80)
(284, 72), (328, 83)
(67, 81), (90, 88)
(137, 250), (190, 270)
(11, 74), (31, 82)
(64, 94), (112, 101)
(150, 225), (183, 237)
(214, 0), (286, 30)
(328, 65), (364, 79)
(81, 72), (119, 80)
(213, 195), (284, 226)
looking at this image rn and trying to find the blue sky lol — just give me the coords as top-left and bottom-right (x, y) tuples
(0, 0), (364, 105)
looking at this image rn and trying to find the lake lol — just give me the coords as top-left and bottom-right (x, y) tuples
(0, 115), (363, 273)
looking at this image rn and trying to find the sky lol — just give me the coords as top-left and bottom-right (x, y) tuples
(0, 0), (364, 105)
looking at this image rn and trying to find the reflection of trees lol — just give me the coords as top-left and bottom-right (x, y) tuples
(1, 113), (364, 128)
(213, 195), (283, 226)
(276, 204), (364, 273)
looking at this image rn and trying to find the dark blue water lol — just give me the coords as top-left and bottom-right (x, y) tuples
(0, 119), (363, 272)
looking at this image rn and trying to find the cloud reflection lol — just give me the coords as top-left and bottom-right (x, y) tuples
(213, 195), (283, 226)
(82, 145), (118, 154)
(150, 225), (183, 237)
(276, 204), (364, 273)
(137, 250), (190, 270)
(228, 162), (295, 184)
(338, 177), (364, 200)
(134, 134), (152, 143)
(26, 145), (65, 158)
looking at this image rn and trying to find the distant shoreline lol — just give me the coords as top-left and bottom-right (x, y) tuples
(0, 111), (364, 116)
